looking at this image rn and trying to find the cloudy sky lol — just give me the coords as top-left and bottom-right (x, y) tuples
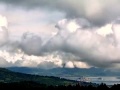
(0, 0), (120, 69)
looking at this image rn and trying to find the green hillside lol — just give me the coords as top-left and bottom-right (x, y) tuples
(0, 68), (77, 86)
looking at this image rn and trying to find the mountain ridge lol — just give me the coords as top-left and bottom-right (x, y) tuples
(0, 68), (78, 86)
(7, 67), (118, 76)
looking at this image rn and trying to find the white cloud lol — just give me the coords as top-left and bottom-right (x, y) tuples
(0, 14), (7, 28)
(96, 24), (113, 37)
(74, 61), (90, 69)
(42, 18), (120, 69)
(0, 15), (8, 46)
(1, 1), (120, 69)
(0, 4), (65, 39)
(65, 61), (74, 68)
(1, 15), (120, 69)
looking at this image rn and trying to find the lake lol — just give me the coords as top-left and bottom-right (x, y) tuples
(61, 76), (120, 85)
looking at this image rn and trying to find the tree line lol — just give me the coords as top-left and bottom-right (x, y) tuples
(0, 81), (120, 90)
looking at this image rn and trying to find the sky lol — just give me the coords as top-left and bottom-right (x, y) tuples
(1, 0), (120, 69)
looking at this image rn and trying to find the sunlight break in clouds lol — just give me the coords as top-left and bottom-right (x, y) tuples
(0, 15), (8, 46)
(0, 15), (7, 28)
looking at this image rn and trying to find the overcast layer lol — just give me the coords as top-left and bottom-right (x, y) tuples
(0, 0), (120, 69)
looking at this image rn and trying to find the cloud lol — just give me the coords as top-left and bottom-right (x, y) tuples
(65, 61), (90, 69)
(0, 57), (12, 67)
(1, 0), (120, 70)
(1, 0), (120, 26)
(0, 15), (7, 27)
(20, 32), (42, 56)
(0, 3), (64, 40)
(1, 15), (120, 69)
(74, 61), (90, 69)
(40, 18), (120, 69)
(37, 61), (61, 69)
(0, 49), (63, 68)
(0, 15), (8, 46)
(112, 18), (120, 46)
(65, 61), (74, 68)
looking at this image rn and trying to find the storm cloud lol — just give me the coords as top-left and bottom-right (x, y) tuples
(0, 0), (120, 26)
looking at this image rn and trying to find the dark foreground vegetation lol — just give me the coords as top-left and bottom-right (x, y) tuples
(1, 68), (120, 89)
(0, 68), (78, 85)
(0, 81), (120, 90)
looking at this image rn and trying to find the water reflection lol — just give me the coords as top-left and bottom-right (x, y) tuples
(61, 76), (120, 85)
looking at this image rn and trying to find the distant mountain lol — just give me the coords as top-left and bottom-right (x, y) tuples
(7, 67), (119, 77)
(0, 68), (77, 86)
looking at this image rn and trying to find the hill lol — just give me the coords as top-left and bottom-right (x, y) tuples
(0, 68), (77, 86)
(7, 67), (118, 77)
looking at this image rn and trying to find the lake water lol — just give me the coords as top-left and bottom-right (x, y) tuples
(61, 76), (120, 85)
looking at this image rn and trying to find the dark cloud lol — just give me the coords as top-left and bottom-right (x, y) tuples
(20, 32), (42, 56)
(1, 0), (120, 26)
(37, 61), (60, 69)
(0, 57), (12, 67)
